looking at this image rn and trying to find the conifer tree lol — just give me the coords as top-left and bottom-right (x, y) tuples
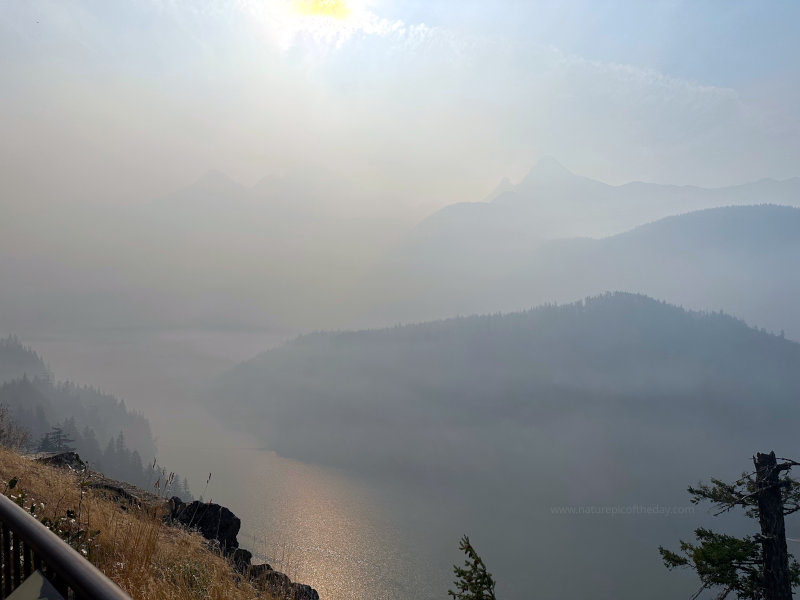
(37, 425), (75, 453)
(660, 451), (800, 599)
(448, 535), (497, 600)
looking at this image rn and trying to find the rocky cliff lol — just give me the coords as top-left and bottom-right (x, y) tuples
(37, 451), (320, 600)
(168, 496), (320, 600)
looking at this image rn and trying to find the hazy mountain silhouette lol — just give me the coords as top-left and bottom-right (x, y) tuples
(368, 160), (800, 295)
(492, 157), (800, 236)
(211, 292), (800, 599)
(0, 167), (402, 336)
(162, 170), (249, 211)
(0, 336), (50, 384)
(483, 176), (514, 202)
(363, 204), (800, 339)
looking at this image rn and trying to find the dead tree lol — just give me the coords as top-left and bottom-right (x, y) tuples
(660, 450), (800, 599)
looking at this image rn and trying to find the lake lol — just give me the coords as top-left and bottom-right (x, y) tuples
(30, 329), (715, 600)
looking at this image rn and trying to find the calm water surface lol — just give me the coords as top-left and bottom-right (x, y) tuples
(156, 414), (448, 600)
(31, 330), (448, 600)
(28, 329), (702, 600)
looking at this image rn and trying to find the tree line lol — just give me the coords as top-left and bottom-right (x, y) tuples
(35, 419), (192, 500)
(0, 336), (192, 499)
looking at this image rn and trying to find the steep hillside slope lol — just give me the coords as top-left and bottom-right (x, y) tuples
(0, 336), (189, 497)
(0, 448), (280, 600)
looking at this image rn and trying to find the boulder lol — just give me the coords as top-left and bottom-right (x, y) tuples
(231, 548), (252, 572)
(252, 568), (320, 600)
(169, 496), (241, 555)
(248, 563), (273, 579)
(292, 583), (321, 600)
(256, 569), (291, 590)
(34, 451), (87, 472)
(87, 482), (142, 507)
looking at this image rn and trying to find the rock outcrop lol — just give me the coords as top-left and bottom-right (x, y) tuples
(168, 497), (241, 555)
(41, 456), (320, 599)
(250, 567), (319, 600)
(34, 451), (87, 472)
(169, 496), (320, 600)
(231, 548), (253, 571)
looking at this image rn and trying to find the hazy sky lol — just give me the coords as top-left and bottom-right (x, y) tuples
(2, 0), (799, 215)
(3, 7), (798, 599)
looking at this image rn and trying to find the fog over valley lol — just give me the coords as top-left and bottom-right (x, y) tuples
(2, 2), (799, 599)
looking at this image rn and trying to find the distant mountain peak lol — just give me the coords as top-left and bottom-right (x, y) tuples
(522, 156), (574, 184)
(162, 169), (247, 208)
(485, 176), (515, 202)
(192, 170), (243, 192)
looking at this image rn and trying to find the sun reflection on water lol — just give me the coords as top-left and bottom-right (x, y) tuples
(237, 450), (427, 600)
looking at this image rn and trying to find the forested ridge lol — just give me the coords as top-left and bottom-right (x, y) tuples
(220, 291), (800, 435)
(0, 336), (191, 497)
(210, 291), (800, 598)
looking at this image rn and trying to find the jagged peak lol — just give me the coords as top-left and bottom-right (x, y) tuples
(191, 169), (244, 192)
(521, 156), (574, 184)
(484, 176), (515, 202)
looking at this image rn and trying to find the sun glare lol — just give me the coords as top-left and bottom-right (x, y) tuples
(294, 0), (352, 19)
(242, 0), (393, 52)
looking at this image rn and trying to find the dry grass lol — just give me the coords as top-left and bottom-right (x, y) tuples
(0, 447), (276, 600)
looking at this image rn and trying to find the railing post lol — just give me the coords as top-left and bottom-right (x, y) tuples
(2, 524), (10, 598)
(0, 494), (131, 600)
(22, 542), (32, 579)
(52, 573), (69, 599)
(11, 532), (20, 589)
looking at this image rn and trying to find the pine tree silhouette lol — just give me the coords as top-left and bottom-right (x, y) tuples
(448, 535), (496, 600)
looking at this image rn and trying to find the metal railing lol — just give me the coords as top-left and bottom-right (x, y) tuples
(0, 493), (131, 600)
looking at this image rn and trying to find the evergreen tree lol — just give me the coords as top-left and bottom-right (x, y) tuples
(0, 403), (30, 450)
(130, 450), (144, 485)
(37, 425), (75, 453)
(448, 535), (496, 600)
(115, 431), (126, 458)
(103, 437), (117, 473)
(180, 476), (192, 500)
(33, 405), (49, 440)
(660, 451), (800, 599)
(80, 426), (103, 467)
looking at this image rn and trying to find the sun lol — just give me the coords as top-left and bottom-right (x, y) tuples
(294, 0), (352, 20)
(243, 0), (386, 52)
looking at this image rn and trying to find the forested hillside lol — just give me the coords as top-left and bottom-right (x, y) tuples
(0, 336), (50, 383)
(212, 292), (800, 598)
(217, 292), (800, 471)
(0, 336), (191, 497)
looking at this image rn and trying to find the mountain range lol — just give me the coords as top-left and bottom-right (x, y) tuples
(3, 157), (798, 337)
(364, 203), (800, 339)
(421, 156), (800, 241)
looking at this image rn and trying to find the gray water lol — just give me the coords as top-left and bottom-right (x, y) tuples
(30, 329), (709, 600)
(28, 329), (449, 599)
(155, 412), (448, 600)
